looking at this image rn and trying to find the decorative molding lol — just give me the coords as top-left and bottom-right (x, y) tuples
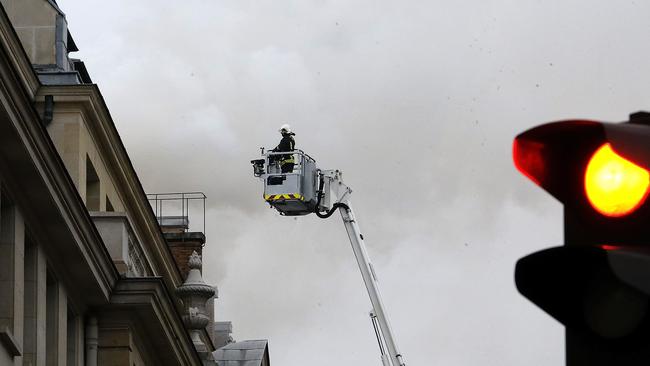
(109, 278), (204, 366)
(176, 252), (216, 353)
(89, 211), (154, 278)
(0, 8), (119, 304)
(35, 85), (184, 292)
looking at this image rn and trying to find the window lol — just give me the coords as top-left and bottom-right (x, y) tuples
(0, 188), (14, 242)
(0, 189), (15, 337)
(106, 196), (114, 212)
(86, 156), (100, 211)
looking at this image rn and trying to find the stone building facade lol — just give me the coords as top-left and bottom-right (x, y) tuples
(0, 1), (246, 365)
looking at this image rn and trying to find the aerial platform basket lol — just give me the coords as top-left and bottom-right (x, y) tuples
(251, 149), (319, 216)
(251, 148), (407, 366)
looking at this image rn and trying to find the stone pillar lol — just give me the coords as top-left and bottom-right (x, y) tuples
(45, 277), (67, 366)
(0, 195), (25, 364)
(84, 316), (98, 366)
(67, 313), (84, 366)
(23, 241), (47, 366)
(97, 327), (131, 366)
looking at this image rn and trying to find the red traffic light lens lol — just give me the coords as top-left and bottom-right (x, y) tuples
(513, 138), (546, 187)
(584, 143), (650, 217)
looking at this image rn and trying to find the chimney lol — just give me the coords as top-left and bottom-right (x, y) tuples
(162, 220), (206, 279)
(148, 193), (207, 279)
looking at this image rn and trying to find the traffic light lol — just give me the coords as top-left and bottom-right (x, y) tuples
(513, 112), (650, 365)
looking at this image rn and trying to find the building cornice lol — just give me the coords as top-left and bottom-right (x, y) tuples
(0, 6), (119, 304)
(35, 84), (184, 291)
(108, 278), (203, 366)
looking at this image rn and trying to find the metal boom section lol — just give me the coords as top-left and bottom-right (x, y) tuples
(251, 152), (407, 366)
(322, 170), (406, 366)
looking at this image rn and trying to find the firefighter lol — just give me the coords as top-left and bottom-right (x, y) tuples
(273, 124), (296, 173)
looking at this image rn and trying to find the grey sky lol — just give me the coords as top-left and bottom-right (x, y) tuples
(57, 0), (650, 364)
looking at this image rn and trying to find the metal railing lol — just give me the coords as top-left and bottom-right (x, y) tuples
(264, 148), (315, 162)
(147, 192), (206, 235)
(264, 149), (315, 175)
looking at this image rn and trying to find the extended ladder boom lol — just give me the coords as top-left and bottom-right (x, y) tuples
(320, 170), (406, 366)
(251, 151), (407, 365)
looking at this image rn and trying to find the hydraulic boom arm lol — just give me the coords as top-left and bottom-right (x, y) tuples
(251, 150), (407, 366)
(319, 170), (406, 366)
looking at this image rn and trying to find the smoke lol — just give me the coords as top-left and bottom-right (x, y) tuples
(58, 0), (650, 364)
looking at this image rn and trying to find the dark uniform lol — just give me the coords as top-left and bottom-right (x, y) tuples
(273, 132), (296, 173)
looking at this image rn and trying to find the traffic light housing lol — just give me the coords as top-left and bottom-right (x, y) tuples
(513, 112), (650, 365)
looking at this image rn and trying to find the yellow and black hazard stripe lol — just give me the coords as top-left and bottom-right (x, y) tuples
(264, 193), (304, 201)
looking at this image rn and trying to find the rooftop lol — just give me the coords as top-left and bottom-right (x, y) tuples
(213, 340), (269, 366)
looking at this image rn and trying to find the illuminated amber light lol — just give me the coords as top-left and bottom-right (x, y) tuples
(584, 143), (650, 217)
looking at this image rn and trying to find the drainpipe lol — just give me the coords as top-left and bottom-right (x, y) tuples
(43, 95), (54, 127)
(85, 316), (98, 366)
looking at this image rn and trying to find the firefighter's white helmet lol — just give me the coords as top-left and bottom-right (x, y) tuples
(279, 124), (292, 134)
